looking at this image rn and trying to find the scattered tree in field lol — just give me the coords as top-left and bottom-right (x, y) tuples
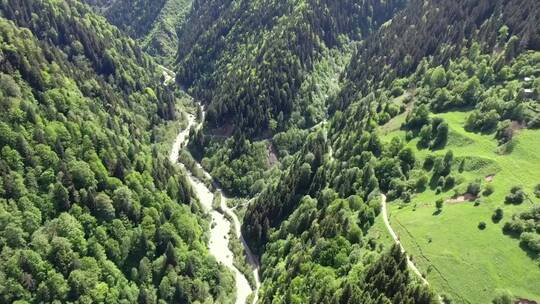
(0, 4), (236, 302)
(467, 181), (482, 196)
(458, 159), (466, 173)
(483, 184), (495, 196)
(435, 199), (444, 212)
(432, 121), (449, 149)
(430, 66), (447, 88)
(405, 104), (431, 131)
(424, 155), (435, 171)
(444, 175), (455, 190)
(478, 222), (487, 230)
(492, 208), (504, 223)
(520, 232), (540, 253)
(418, 124), (432, 148)
(505, 186), (525, 204)
(495, 120), (514, 145)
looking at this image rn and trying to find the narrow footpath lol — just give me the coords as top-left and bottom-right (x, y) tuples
(381, 194), (444, 303)
(380, 194), (429, 284)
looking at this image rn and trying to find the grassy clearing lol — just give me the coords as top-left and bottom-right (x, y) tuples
(380, 94), (411, 136)
(381, 111), (540, 303)
(367, 213), (395, 249)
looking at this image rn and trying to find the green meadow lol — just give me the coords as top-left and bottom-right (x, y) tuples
(380, 111), (540, 303)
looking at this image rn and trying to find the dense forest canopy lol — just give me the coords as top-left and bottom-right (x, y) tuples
(334, 0), (540, 110)
(0, 0), (234, 302)
(83, 0), (169, 38)
(83, 0), (193, 63)
(176, 0), (407, 137)
(1, 0), (539, 303)
(239, 0), (540, 302)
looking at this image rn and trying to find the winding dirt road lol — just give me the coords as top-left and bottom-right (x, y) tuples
(380, 194), (429, 284)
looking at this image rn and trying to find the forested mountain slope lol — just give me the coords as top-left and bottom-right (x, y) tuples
(83, 0), (192, 63)
(0, 0), (234, 302)
(335, 0), (540, 110)
(83, 0), (167, 38)
(177, 0), (407, 137)
(1, 0), (538, 303)
(241, 0), (540, 303)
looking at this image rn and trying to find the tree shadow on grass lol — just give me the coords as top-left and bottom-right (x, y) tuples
(519, 241), (540, 261)
(432, 210), (442, 216)
(502, 230), (539, 261)
(502, 229), (521, 239)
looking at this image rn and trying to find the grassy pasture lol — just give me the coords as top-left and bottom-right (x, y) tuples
(380, 111), (540, 303)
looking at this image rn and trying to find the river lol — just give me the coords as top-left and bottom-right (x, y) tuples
(169, 108), (261, 304)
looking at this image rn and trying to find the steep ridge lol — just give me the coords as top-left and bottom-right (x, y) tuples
(83, 0), (193, 63)
(176, 0), (407, 137)
(82, 0), (168, 38)
(334, 0), (540, 110)
(240, 0), (539, 303)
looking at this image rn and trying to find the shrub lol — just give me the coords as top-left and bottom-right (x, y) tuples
(441, 293), (454, 304)
(435, 198), (444, 211)
(437, 176), (445, 188)
(497, 138), (516, 154)
(478, 222), (487, 230)
(401, 191), (411, 203)
(405, 130), (414, 141)
(534, 184), (540, 198)
(492, 208), (503, 223)
(502, 220), (528, 235)
(391, 86), (404, 97)
(505, 186), (525, 205)
(491, 291), (513, 304)
(405, 104), (430, 130)
(495, 120), (513, 144)
(483, 184), (494, 196)
(520, 232), (540, 253)
(423, 155), (435, 171)
(467, 181), (482, 196)
(466, 109), (500, 133)
(430, 66), (447, 88)
(444, 175), (455, 190)
(416, 174), (428, 192)
(431, 121), (449, 149)
(458, 159), (466, 173)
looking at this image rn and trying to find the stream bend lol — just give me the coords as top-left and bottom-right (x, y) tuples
(169, 109), (261, 304)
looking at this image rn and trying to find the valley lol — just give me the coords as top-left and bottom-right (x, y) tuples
(0, 0), (538, 303)
(169, 103), (260, 303)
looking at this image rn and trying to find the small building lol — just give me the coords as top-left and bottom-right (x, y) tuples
(522, 88), (537, 100)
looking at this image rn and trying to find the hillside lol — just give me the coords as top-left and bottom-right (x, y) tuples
(1, 0), (539, 303)
(334, 0), (540, 110)
(376, 48), (540, 302)
(240, 0), (540, 303)
(83, 0), (193, 63)
(0, 0), (234, 302)
(177, 0), (407, 198)
(176, 0), (407, 137)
